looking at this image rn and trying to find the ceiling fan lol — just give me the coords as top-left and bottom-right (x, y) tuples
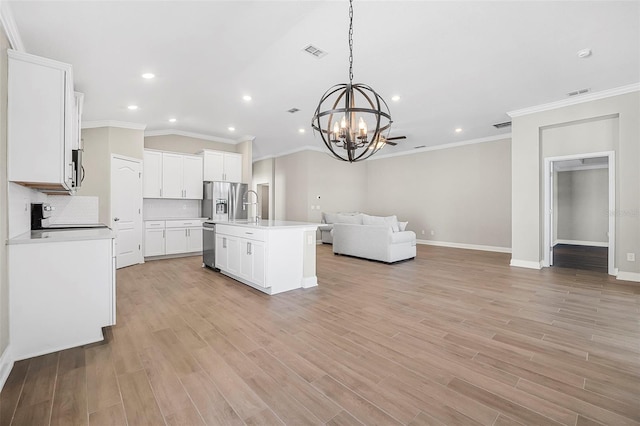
(378, 135), (407, 146)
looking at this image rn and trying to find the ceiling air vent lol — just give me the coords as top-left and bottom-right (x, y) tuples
(287, 108), (300, 114)
(493, 121), (512, 129)
(302, 44), (328, 59)
(567, 88), (590, 97)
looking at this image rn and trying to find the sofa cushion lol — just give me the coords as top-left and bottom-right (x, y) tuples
(362, 214), (399, 232)
(337, 213), (363, 225)
(398, 221), (408, 232)
(322, 211), (361, 224)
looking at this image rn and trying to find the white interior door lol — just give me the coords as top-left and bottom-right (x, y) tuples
(112, 155), (143, 268)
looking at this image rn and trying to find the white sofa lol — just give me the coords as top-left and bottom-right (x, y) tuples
(333, 223), (416, 263)
(319, 211), (363, 244)
(324, 213), (416, 263)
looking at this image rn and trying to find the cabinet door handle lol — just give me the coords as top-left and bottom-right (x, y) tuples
(223, 237), (227, 248)
(163, 230), (165, 238)
(247, 242), (252, 255)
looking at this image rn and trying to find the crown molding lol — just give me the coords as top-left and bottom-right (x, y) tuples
(508, 83), (640, 118)
(144, 129), (241, 145)
(253, 145), (324, 163)
(0, 0), (25, 52)
(255, 134), (512, 163)
(82, 120), (147, 130)
(369, 133), (512, 161)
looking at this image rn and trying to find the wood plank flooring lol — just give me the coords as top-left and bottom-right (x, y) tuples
(2, 244), (639, 426)
(553, 245), (608, 274)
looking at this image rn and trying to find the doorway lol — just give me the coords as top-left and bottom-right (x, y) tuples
(257, 183), (270, 220)
(543, 151), (615, 275)
(111, 155), (143, 268)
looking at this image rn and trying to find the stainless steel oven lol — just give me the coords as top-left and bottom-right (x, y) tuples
(203, 222), (216, 270)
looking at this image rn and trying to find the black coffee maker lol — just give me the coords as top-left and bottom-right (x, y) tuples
(30, 203), (54, 230)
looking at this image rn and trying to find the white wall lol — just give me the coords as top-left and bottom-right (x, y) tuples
(144, 134), (237, 154)
(511, 92), (639, 277)
(78, 127), (144, 224)
(366, 139), (512, 249)
(556, 168), (609, 244)
(264, 139), (511, 249)
(0, 26), (10, 360)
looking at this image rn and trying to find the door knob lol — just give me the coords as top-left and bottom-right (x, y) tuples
(114, 217), (120, 222)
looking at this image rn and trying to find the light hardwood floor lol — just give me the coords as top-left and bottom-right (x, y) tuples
(1, 244), (639, 426)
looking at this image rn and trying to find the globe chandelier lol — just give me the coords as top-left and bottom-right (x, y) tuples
(311, 0), (398, 162)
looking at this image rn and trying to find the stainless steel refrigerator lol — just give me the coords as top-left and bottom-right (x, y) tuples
(202, 181), (248, 222)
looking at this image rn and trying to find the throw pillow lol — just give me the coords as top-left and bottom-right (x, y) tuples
(398, 221), (408, 232)
(363, 214), (399, 232)
(322, 212), (339, 224)
(336, 213), (364, 225)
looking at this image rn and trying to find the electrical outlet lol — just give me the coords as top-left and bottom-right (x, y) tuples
(421, 230), (425, 235)
(627, 253), (636, 262)
(430, 230), (435, 236)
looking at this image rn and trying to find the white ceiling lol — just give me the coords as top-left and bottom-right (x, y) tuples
(8, 1), (640, 160)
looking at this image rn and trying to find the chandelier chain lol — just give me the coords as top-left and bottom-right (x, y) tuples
(348, 0), (354, 84)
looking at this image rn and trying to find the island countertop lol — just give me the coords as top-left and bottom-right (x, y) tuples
(205, 219), (320, 230)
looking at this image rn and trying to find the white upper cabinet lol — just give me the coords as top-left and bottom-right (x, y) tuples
(8, 50), (75, 192)
(201, 150), (242, 182)
(143, 150), (163, 198)
(143, 150), (203, 199)
(161, 152), (184, 198)
(223, 153), (243, 183)
(183, 155), (204, 199)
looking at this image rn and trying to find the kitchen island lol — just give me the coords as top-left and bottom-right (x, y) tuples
(210, 220), (319, 295)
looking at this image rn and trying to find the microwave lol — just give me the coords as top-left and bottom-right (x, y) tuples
(72, 149), (83, 189)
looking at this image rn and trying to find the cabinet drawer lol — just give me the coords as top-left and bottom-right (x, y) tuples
(166, 219), (203, 228)
(145, 221), (165, 229)
(216, 225), (266, 242)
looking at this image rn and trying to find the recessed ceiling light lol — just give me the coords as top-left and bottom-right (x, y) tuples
(228, 127), (236, 132)
(299, 128), (306, 133)
(242, 95), (252, 101)
(455, 128), (463, 133)
(391, 95), (401, 102)
(141, 73), (155, 79)
(577, 48), (592, 58)
(127, 105), (138, 110)
(168, 118), (176, 123)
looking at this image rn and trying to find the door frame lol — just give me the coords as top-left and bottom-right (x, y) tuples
(543, 151), (615, 275)
(111, 154), (144, 267)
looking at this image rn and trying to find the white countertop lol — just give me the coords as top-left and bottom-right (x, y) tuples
(8, 227), (115, 245)
(144, 217), (208, 221)
(208, 219), (320, 230)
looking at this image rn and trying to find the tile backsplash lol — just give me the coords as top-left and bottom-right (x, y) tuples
(143, 199), (202, 220)
(48, 195), (99, 224)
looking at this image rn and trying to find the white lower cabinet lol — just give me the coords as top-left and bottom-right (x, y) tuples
(239, 239), (265, 287)
(216, 234), (240, 275)
(212, 223), (318, 295)
(144, 219), (203, 257)
(9, 236), (115, 360)
(216, 225), (265, 288)
(144, 228), (165, 256)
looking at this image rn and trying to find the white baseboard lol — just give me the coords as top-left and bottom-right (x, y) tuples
(510, 259), (543, 270)
(0, 345), (14, 392)
(301, 276), (318, 288)
(554, 239), (609, 248)
(616, 271), (640, 283)
(416, 239), (511, 254)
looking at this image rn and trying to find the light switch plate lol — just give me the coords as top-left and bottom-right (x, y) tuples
(627, 253), (636, 262)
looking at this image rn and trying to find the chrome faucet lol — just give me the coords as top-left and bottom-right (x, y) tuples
(243, 190), (261, 223)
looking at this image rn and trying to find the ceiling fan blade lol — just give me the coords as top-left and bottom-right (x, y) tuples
(385, 141), (398, 146)
(385, 136), (407, 141)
